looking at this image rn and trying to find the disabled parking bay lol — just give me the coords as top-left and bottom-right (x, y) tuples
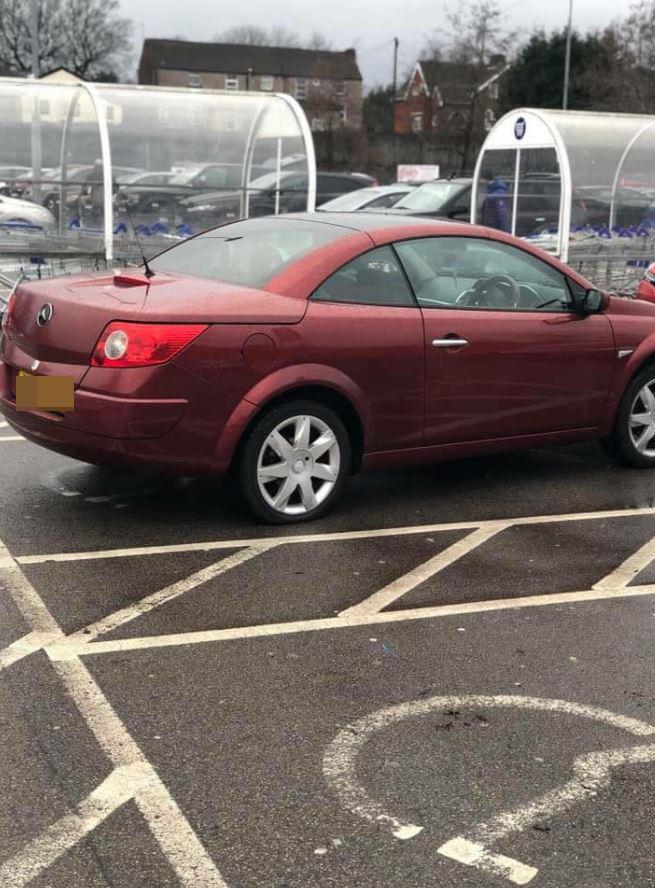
(3, 433), (655, 886)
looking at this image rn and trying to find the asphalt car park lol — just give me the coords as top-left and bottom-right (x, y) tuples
(3, 430), (655, 886)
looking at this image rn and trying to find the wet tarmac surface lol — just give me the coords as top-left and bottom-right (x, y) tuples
(2, 428), (655, 886)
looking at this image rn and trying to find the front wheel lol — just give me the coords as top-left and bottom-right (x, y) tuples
(238, 400), (350, 524)
(609, 367), (655, 467)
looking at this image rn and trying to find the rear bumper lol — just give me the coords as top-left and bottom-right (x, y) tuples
(0, 358), (238, 476)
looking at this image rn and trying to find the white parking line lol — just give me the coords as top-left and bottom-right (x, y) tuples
(18, 506), (655, 565)
(50, 582), (655, 661)
(67, 544), (274, 646)
(0, 421), (7, 428)
(322, 695), (655, 885)
(593, 534), (655, 591)
(0, 436), (24, 442)
(0, 763), (152, 888)
(0, 538), (228, 887)
(340, 522), (509, 617)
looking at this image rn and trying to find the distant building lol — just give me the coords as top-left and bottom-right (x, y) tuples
(138, 39), (363, 130)
(394, 57), (509, 136)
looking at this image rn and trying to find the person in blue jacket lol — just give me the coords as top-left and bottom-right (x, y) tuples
(480, 168), (510, 232)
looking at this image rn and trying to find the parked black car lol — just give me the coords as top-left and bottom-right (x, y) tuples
(181, 171), (375, 231)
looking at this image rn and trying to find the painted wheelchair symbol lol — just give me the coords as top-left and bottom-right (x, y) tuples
(323, 694), (655, 884)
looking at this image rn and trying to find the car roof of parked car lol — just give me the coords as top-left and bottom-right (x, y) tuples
(285, 211), (468, 232)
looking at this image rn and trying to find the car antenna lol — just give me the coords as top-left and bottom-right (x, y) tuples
(120, 189), (155, 278)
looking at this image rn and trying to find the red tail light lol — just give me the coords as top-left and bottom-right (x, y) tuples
(91, 321), (208, 368)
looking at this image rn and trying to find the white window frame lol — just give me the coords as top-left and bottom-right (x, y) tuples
(336, 80), (347, 96)
(260, 75), (274, 91)
(225, 75), (239, 91)
(339, 106), (347, 125)
(411, 112), (423, 132)
(188, 72), (201, 88)
(311, 117), (325, 132)
(295, 77), (308, 100)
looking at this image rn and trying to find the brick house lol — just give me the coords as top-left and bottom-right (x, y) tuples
(394, 57), (509, 137)
(138, 39), (363, 130)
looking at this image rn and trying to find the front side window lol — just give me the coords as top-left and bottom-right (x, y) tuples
(295, 78), (308, 99)
(312, 246), (415, 307)
(150, 218), (344, 287)
(394, 236), (575, 312)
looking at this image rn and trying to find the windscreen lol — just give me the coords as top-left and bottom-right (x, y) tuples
(395, 182), (466, 211)
(149, 217), (344, 287)
(320, 189), (377, 211)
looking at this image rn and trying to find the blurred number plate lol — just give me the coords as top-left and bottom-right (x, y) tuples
(16, 371), (74, 412)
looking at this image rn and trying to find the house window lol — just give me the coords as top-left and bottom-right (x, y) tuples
(411, 85), (420, 97)
(336, 80), (346, 96)
(339, 106), (347, 125)
(188, 72), (201, 87)
(295, 78), (308, 99)
(431, 113), (438, 128)
(411, 112), (423, 132)
(260, 75), (273, 91)
(311, 117), (325, 132)
(488, 82), (500, 101)
(313, 78), (321, 87)
(225, 75), (239, 90)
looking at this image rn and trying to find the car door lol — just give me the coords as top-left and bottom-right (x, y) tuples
(394, 235), (615, 445)
(305, 244), (425, 451)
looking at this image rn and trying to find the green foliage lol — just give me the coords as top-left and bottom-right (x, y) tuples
(363, 85), (394, 135)
(502, 30), (606, 112)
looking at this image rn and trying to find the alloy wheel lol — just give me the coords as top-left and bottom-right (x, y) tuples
(256, 414), (341, 516)
(629, 380), (655, 457)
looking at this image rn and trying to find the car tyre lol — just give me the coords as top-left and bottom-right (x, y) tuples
(609, 366), (655, 467)
(238, 400), (350, 524)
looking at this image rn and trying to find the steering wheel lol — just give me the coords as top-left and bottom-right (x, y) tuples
(456, 274), (520, 308)
(517, 283), (542, 307)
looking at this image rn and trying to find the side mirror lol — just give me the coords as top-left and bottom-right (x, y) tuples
(580, 288), (608, 314)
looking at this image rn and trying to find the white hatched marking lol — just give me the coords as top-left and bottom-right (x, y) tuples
(0, 538), (228, 887)
(0, 764), (152, 888)
(593, 534), (655, 591)
(340, 522), (509, 616)
(50, 582), (655, 661)
(67, 543), (274, 645)
(17, 505), (655, 565)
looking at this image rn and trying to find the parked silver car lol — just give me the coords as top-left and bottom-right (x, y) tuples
(318, 184), (413, 212)
(0, 194), (56, 230)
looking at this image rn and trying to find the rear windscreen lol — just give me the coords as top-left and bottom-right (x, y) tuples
(149, 217), (344, 288)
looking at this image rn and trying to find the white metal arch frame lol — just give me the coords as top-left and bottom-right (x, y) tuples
(471, 108), (573, 261)
(609, 119), (655, 230)
(51, 82), (317, 263)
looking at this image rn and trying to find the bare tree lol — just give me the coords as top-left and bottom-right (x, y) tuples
(0, 0), (132, 79)
(215, 25), (301, 47)
(446, 0), (518, 66)
(214, 24), (333, 50)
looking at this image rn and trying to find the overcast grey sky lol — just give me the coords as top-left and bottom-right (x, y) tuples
(122, 0), (623, 87)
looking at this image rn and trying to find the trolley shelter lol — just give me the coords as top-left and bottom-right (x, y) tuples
(0, 77), (316, 262)
(472, 108), (655, 263)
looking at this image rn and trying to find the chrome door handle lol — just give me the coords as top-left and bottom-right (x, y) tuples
(432, 338), (469, 348)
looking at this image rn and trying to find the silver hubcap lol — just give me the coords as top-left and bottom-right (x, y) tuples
(629, 381), (655, 457)
(257, 414), (341, 515)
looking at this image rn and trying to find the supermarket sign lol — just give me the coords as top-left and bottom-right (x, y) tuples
(397, 164), (440, 183)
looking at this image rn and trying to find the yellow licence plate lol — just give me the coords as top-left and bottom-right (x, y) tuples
(16, 371), (75, 412)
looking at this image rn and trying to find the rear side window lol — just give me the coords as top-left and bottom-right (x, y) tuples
(312, 245), (415, 307)
(149, 217), (344, 287)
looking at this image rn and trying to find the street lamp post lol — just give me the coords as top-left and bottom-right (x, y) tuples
(562, 0), (573, 110)
(29, 0), (43, 201)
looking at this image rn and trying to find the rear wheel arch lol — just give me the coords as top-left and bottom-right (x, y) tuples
(232, 384), (365, 475)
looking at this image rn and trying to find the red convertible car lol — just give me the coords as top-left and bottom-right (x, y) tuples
(2, 213), (655, 523)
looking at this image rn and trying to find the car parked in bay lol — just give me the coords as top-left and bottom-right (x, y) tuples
(3, 213), (655, 524)
(181, 171), (375, 230)
(318, 184), (413, 212)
